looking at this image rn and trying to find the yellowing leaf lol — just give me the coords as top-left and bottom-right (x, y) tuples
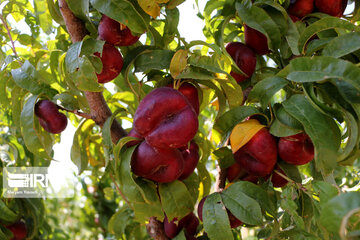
(170, 49), (188, 79)
(156, 0), (169, 3)
(137, 0), (161, 19)
(230, 119), (265, 153)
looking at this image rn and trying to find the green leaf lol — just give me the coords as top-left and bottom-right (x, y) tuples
(46, 0), (65, 25)
(277, 161), (302, 183)
(217, 79), (243, 109)
(248, 76), (288, 108)
(20, 95), (53, 159)
(134, 50), (174, 72)
(0, 200), (18, 223)
(173, 230), (186, 240)
(102, 108), (127, 148)
(298, 17), (358, 54)
(213, 147), (235, 169)
(270, 119), (302, 137)
(71, 119), (95, 174)
(312, 181), (338, 204)
(221, 188), (262, 225)
(34, 0), (53, 34)
(213, 106), (260, 137)
(225, 181), (277, 218)
(286, 57), (360, 95)
(108, 206), (134, 237)
(274, 104), (303, 130)
(203, 193), (234, 240)
(159, 180), (194, 221)
(90, 0), (149, 34)
(65, 42), (103, 92)
(322, 32), (360, 58)
(196, 161), (211, 199)
(280, 187), (305, 229)
(320, 192), (360, 235)
(182, 173), (200, 204)
(11, 61), (57, 96)
(282, 95), (341, 175)
(236, 1), (281, 51)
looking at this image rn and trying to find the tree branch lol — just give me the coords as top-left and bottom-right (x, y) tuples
(58, 0), (127, 144)
(58, 2), (167, 239)
(215, 165), (227, 192)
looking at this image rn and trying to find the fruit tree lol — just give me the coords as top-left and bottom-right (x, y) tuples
(1, 0), (360, 239)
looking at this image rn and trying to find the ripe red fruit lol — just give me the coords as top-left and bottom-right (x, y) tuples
(131, 141), (184, 183)
(6, 221), (27, 240)
(164, 212), (199, 238)
(134, 87), (198, 149)
(126, 128), (143, 147)
(315, 0), (347, 17)
(94, 43), (123, 83)
(244, 25), (270, 55)
(270, 166), (289, 188)
(178, 83), (200, 115)
(197, 196), (206, 222)
(289, 14), (301, 22)
(288, 0), (314, 18)
(234, 128), (277, 177)
(35, 100), (67, 134)
(278, 133), (314, 165)
(178, 141), (200, 180)
(98, 15), (140, 46)
(225, 42), (257, 83)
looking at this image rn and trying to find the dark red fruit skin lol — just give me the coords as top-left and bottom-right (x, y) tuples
(178, 141), (200, 180)
(271, 166), (289, 188)
(131, 141), (184, 183)
(289, 14), (301, 22)
(6, 221), (27, 240)
(227, 210), (243, 228)
(134, 87), (198, 149)
(244, 25), (270, 55)
(288, 0), (314, 18)
(234, 128), (277, 177)
(315, 0), (347, 17)
(98, 15), (140, 46)
(197, 196), (206, 222)
(225, 42), (257, 83)
(278, 133), (314, 165)
(164, 212), (199, 238)
(126, 128), (143, 147)
(226, 162), (246, 182)
(94, 43), (123, 83)
(35, 100), (67, 134)
(178, 83), (200, 115)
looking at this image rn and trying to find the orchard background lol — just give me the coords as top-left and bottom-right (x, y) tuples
(1, 0), (360, 239)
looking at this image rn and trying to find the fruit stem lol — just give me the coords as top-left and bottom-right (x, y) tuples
(58, 106), (92, 120)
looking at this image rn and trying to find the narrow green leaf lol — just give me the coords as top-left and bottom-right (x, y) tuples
(298, 17), (358, 54)
(248, 76), (288, 107)
(282, 95), (341, 175)
(20, 95), (53, 159)
(134, 50), (174, 72)
(0, 200), (18, 223)
(322, 32), (360, 58)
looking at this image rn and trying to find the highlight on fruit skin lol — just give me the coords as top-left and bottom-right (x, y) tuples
(225, 42), (257, 83)
(98, 15), (140, 46)
(35, 100), (68, 134)
(133, 87), (199, 149)
(94, 43), (123, 84)
(278, 133), (314, 165)
(130, 141), (184, 183)
(234, 128), (277, 177)
(287, 0), (314, 18)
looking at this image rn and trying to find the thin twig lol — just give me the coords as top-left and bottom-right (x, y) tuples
(215, 164), (227, 192)
(0, 14), (20, 60)
(57, 106), (92, 119)
(109, 173), (133, 209)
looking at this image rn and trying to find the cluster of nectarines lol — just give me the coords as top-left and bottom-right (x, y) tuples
(226, 0), (347, 84)
(288, 0), (347, 19)
(95, 15), (141, 83)
(130, 83), (200, 183)
(227, 122), (314, 189)
(163, 212), (199, 239)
